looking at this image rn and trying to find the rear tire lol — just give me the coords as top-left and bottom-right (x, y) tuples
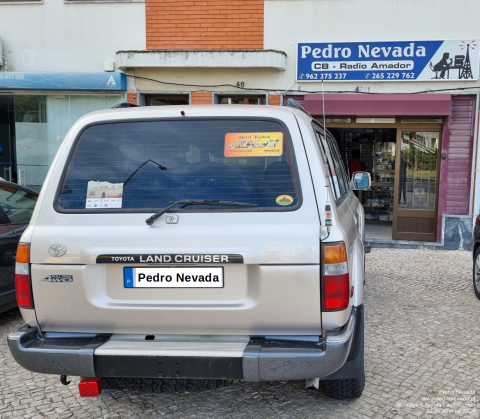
(100, 377), (122, 390)
(473, 247), (480, 299)
(113, 377), (233, 394)
(323, 374), (365, 400)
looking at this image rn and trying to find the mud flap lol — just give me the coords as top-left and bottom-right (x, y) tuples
(322, 304), (364, 380)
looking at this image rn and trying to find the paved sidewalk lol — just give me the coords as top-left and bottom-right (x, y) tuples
(0, 249), (479, 418)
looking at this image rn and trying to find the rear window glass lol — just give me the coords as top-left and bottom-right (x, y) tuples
(57, 119), (301, 212)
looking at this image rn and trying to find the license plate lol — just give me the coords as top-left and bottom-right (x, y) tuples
(124, 267), (224, 288)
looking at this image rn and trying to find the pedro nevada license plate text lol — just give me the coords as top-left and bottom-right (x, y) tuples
(124, 267), (224, 288)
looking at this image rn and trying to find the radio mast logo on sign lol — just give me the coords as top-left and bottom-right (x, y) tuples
(297, 40), (479, 82)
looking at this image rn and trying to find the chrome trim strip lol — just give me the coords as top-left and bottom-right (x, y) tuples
(95, 340), (249, 358)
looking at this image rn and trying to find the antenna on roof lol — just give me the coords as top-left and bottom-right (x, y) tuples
(322, 80), (326, 130)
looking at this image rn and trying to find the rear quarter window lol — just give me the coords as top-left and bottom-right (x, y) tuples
(57, 119), (302, 212)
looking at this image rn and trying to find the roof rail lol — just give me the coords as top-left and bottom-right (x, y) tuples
(286, 98), (311, 117)
(112, 102), (139, 108)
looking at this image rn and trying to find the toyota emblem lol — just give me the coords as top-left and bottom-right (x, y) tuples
(48, 244), (67, 257)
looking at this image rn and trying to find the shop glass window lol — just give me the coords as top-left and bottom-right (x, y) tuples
(14, 96), (46, 123)
(57, 119), (302, 212)
(0, 186), (37, 224)
(398, 131), (439, 211)
(218, 96), (266, 105)
(14, 95), (123, 192)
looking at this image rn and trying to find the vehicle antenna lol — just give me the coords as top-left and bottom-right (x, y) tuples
(322, 79), (326, 130)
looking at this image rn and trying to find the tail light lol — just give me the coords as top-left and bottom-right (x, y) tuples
(15, 243), (33, 309)
(322, 242), (350, 311)
(79, 378), (102, 397)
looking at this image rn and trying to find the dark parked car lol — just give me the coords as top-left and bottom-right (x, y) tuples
(473, 215), (480, 299)
(0, 181), (38, 314)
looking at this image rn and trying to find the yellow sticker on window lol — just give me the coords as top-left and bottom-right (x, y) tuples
(224, 132), (283, 157)
(276, 195), (294, 206)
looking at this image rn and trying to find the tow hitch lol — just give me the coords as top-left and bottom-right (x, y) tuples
(60, 375), (70, 386)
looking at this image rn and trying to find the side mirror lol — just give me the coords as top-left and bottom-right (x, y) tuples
(351, 171), (371, 190)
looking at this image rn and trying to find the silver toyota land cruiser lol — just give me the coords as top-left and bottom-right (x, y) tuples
(8, 104), (369, 400)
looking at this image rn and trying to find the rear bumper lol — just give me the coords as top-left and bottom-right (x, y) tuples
(8, 306), (358, 381)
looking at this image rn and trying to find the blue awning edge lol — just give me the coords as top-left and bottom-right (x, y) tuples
(0, 72), (126, 91)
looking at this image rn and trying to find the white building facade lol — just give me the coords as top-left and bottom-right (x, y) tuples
(1, 0), (479, 248)
(0, 0), (145, 189)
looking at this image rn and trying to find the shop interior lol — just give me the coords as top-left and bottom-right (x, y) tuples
(329, 127), (397, 240)
(329, 123), (441, 242)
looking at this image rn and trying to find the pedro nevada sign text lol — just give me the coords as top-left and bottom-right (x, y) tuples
(297, 40), (479, 82)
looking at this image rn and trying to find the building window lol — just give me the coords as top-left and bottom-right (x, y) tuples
(217, 95), (266, 105)
(14, 94), (123, 191)
(145, 94), (189, 106)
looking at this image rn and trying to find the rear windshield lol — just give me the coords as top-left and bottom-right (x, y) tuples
(57, 119), (301, 212)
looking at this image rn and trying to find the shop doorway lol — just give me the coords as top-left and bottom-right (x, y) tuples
(0, 95), (15, 182)
(328, 120), (442, 242)
(329, 127), (395, 240)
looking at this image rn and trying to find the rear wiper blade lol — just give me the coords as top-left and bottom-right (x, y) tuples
(124, 159), (167, 187)
(145, 199), (258, 225)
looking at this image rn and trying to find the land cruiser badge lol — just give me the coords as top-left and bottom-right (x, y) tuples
(49, 244), (67, 257)
(42, 275), (73, 283)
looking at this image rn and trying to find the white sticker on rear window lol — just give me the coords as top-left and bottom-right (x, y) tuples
(85, 181), (123, 209)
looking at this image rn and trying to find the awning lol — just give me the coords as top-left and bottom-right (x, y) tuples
(303, 94), (451, 116)
(0, 72), (126, 91)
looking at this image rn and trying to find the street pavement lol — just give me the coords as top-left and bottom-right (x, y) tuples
(0, 248), (479, 418)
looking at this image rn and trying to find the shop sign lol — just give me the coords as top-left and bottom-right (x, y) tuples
(297, 40), (479, 82)
(0, 72), (126, 91)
